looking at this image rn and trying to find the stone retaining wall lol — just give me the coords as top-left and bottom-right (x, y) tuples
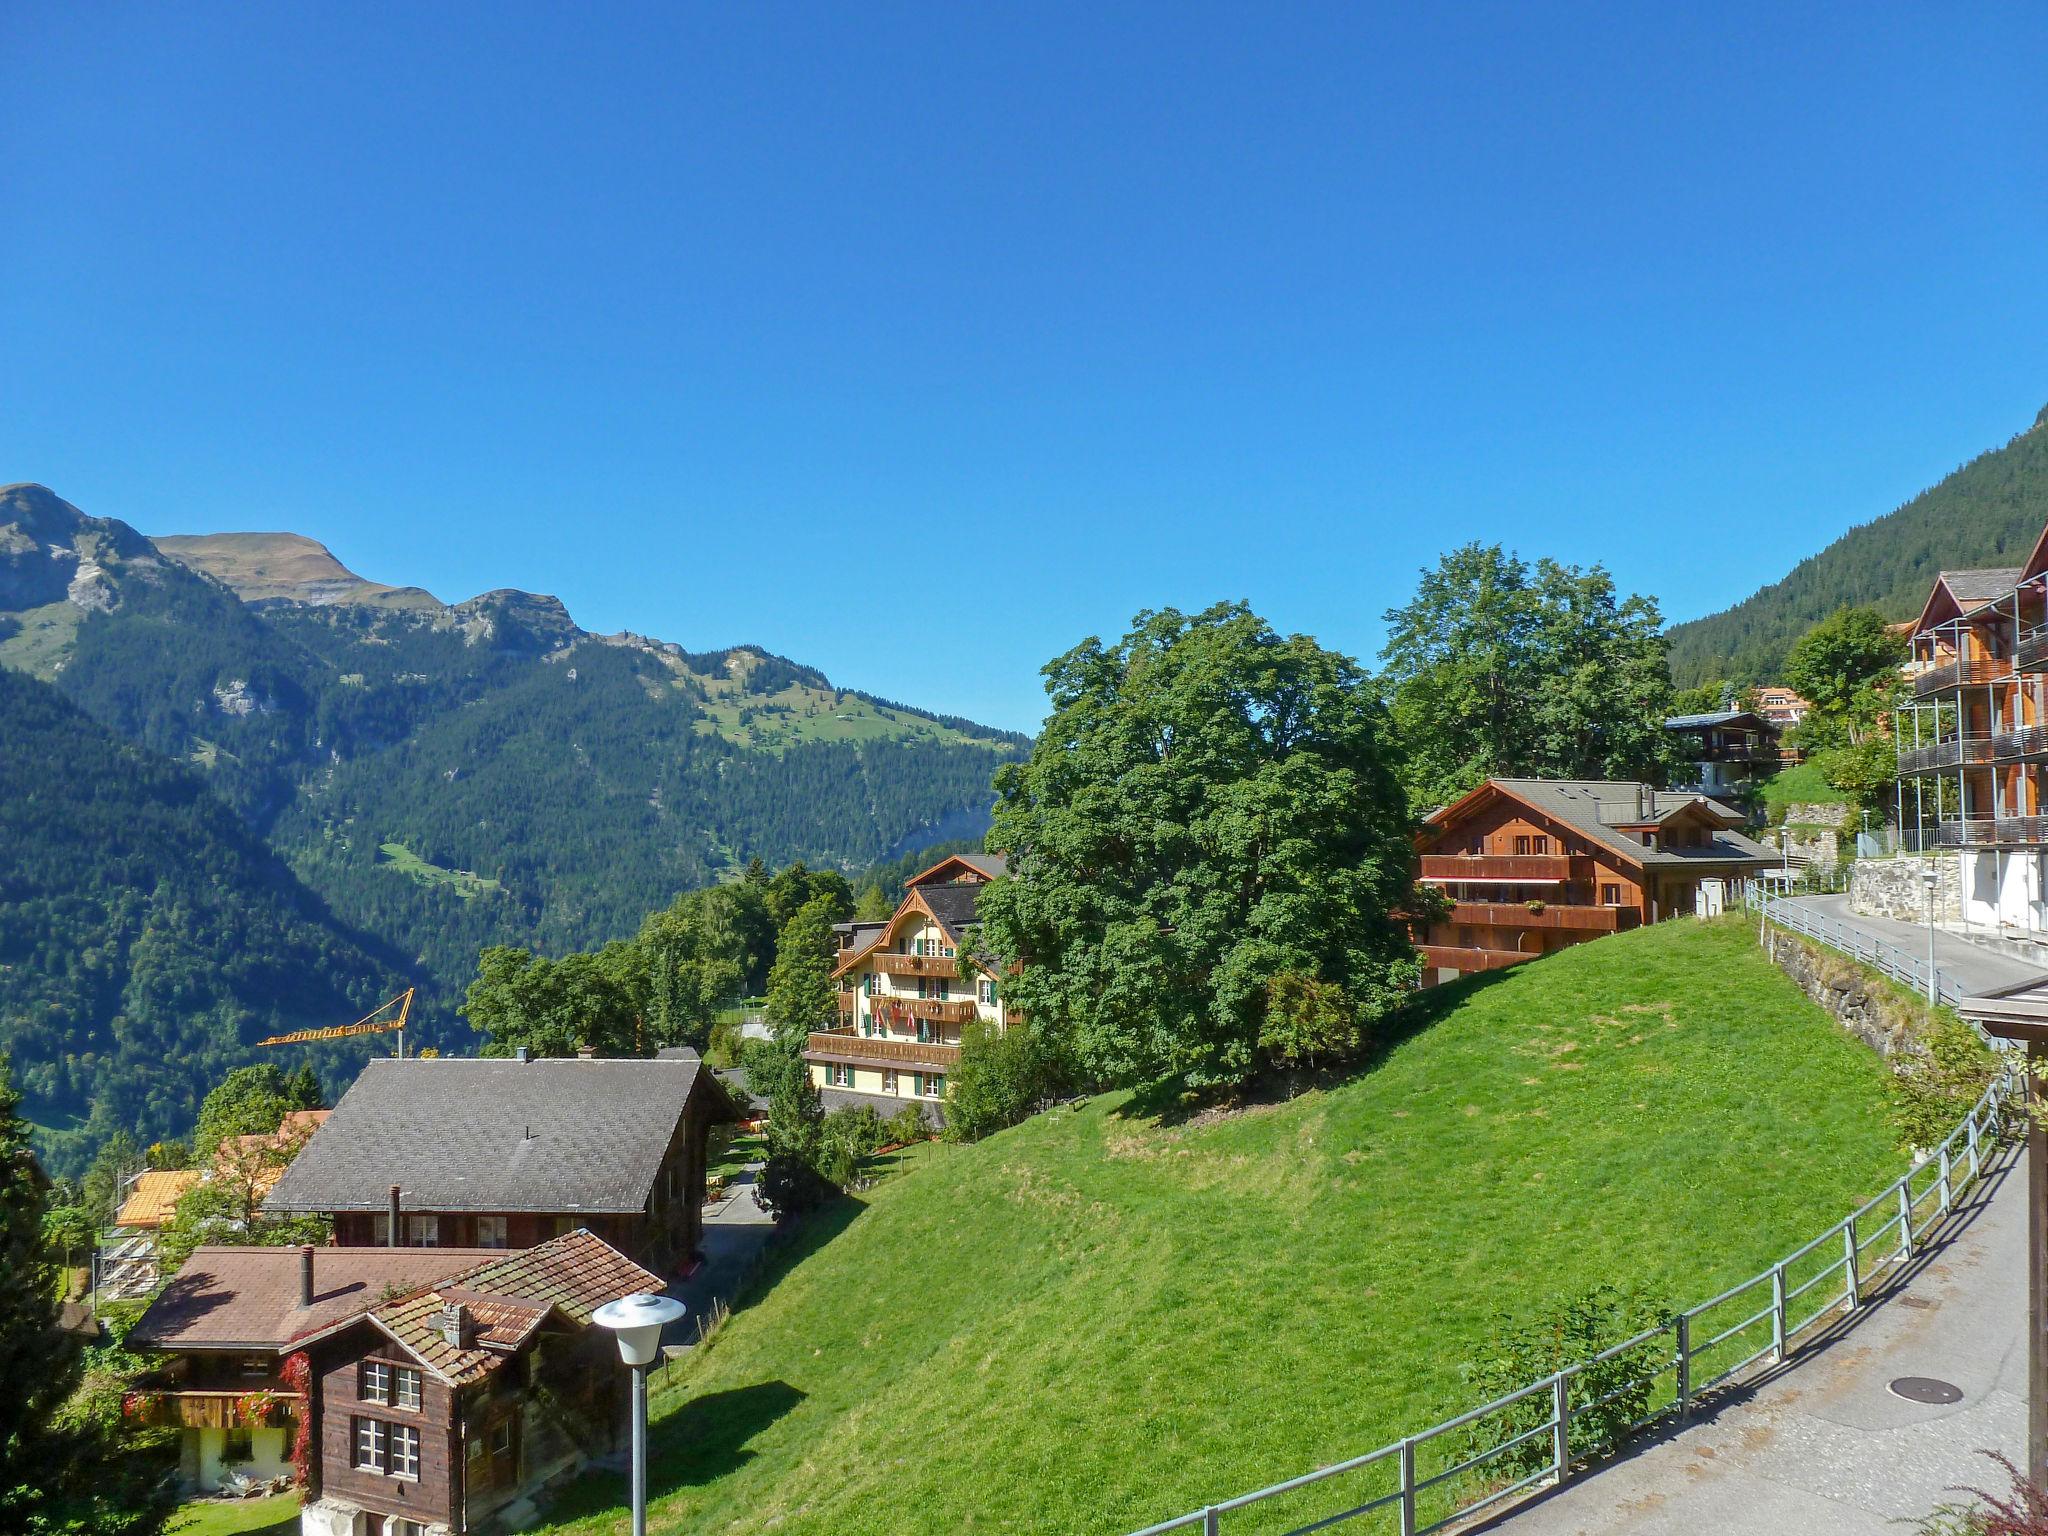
(1852, 854), (1962, 924)
(1762, 926), (1930, 1063)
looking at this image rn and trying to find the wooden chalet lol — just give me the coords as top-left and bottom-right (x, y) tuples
(263, 1051), (736, 1276)
(1414, 779), (1777, 982)
(131, 1230), (665, 1534)
(807, 852), (1011, 1125)
(1662, 708), (1782, 801)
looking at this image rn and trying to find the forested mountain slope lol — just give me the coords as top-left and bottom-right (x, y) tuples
(0, 483), (1026, 1022)
(0, 666), (403, 1176)
(1666, 403), (2048, 686)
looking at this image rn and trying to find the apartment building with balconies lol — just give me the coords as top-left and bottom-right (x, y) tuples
(1414, 779), (1777, 983)
(1894, 537), (2048, 931)
(807, 852), (1010, 1124)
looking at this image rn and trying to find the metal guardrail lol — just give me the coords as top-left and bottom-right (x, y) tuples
(1752, 893), (1967, 1010)
(1121, 913), (2021, 1536)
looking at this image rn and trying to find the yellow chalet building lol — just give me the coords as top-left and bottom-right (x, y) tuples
(807, 852), (1010, 1124)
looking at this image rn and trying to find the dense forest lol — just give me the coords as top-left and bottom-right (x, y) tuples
(0, 667), (406, 1176)
(1666, 403), (2048, 686)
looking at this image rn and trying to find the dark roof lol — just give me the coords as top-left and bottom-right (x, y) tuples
(1436, 780), (1775, 870)
(130, 1246), (500, 1352)
(907, 852), (1008, 888)
(917, 880), (985, 938)
(1663, 710), (1779, 735)
(372, 1228), (664, 1384)
(264, 1056), (736, 1217)
(1940, 568), (2024, 608)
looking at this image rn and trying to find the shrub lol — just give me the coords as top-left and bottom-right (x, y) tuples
(756, 1152), (833, 1216)
(883, 1105), (930, 1147)
(1257, 972), (1367, 1077)
(1462, 1285), (1672, 1480)
(822, 1105), (887, 1161)
(706, 1015), (743, 1069)
(945, 1022), (1061, 1143)
(1891, 1015), (1997, 1153)
(1912, 1451), (2048, 1534)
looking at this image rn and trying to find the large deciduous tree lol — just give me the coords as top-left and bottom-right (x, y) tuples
(461, 946), (640, 1057)
(978, 603), (1419, 1094)
(764, 896), (843, 1048)
(1379, 544), (1674, 808)
(1781, 606), (1906, 744)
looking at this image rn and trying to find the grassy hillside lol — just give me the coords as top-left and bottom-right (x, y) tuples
(540, 920), (1902, 1536)
(1666, 403), (2048, 687)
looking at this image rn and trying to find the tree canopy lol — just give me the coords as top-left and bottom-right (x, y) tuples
(978, 603), (1419, 1094)
(1379, 544), (1675, 809)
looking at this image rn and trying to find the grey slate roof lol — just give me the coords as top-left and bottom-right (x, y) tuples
(1663, 710), (1779, 736)
(264, 1056), (731, 1217)
(1939, 568), (2024, 609)
(918, 880), (986, 938)
(1464, 780), (1776, 870)
(956, 852), (1007, 879)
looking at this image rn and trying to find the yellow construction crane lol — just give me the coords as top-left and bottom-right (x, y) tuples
(257, 987), (414, 1057)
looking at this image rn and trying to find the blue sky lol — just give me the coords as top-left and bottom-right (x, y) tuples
(3, 4), (2044, 733)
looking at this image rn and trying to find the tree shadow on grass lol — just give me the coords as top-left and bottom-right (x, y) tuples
(542, 1380), (808, 1523)
(1111, 964), (1524, 1129)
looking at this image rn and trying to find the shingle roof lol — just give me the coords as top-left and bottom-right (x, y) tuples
(115, 1169), (199, 1230)
(1457, 780), (1777, 869)
(129, 1246), (501, 1352)
(263, 1056), (734, 1217)
(373, 1228), (665, 1383)
(1663, 710), (1778, 735)
(1940, 568), (2024, 608)
(918, 881), (985, 938)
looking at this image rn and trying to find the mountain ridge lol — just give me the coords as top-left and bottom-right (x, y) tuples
(1664, 403), (2048, 687)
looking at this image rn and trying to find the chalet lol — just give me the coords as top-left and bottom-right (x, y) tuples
(807, 852), (1011, 1123)
(131, 1230), (665, 1534)
(1662, 709), (1782, 802)
(264, 1052), (736, 1276)
(1893, 534), (2048, 933)
(1754, 686), (1811, 728)
(1414, 779), (1778, 982)
(127, 1243), (502, 1492)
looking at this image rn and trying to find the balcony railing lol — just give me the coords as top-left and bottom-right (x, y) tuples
(1444, 902), (1636, 932)
(1910, 657), (2014, 697)
(870, 996), (977, 1025)
(1927, 817), (2048, 849)
(870, 953), (959, 978)
(2018, 625), (2048, 671)
(1418, 944), (1537, 973)
(120, 1389), (304, 1432)
(1418, 854), (1588, 884)
(1897, 736), (1995, 775)
(806, 1030), (962, 1068)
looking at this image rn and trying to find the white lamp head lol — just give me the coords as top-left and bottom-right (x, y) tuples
(592, 1292), (686, 1367)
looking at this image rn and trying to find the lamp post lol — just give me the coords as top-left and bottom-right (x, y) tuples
(593, 1292), (686, 1536)
(1922, 865), (1940, 1006)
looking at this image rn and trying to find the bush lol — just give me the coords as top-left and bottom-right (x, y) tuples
(883, 1105), (929, 1147)
(1462, 1286), (1672, 1479)
(742, 1037), (798, 1104)
(1258, 972), (1367, 1077)
(822, 1105), (887, 1162)
(1891, 1014), (1997, 1153)
(706, 1015), (743, 1069)
(755, 1152), (834, 1216)
(945, 1022), (1061, 1143)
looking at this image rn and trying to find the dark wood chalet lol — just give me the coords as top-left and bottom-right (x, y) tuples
(1414, 779), (1777, 982)
(264, 1050), (737, 1277)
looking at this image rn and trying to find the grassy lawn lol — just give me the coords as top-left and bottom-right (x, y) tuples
(170, 1494), (300, 1536)
(376, 841), (505, 898)
(708, 1131), (767, 1183)
(533, 918), (1904, 1536)
(1761, 757), (1851, 813)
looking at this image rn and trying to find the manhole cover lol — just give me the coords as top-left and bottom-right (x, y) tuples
(1889, 1377), (1964, 1404)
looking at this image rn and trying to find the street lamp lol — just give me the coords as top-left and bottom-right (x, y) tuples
(593, 1292), (686, 1536)
(1921, 866), (1940, 1006)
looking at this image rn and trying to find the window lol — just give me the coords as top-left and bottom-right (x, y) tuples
(476, 1215), (508, 1249)
(927, 1074), (946, 1098)
(394, 1367), (423, 1412)
(490, 1421), (513, 1457)
(863, 973), (877, 996)
(406, 1214), (438, 1247)
(360, 1361), (392, 1404)
(883, 1068), (898, 1093)
(828, 1063), (850, 1088)
(354, 1417), (388, 1472)
(937, 978), (950, 1001)
(239, 1356), (270, 1379)
(979, 979), (997, 1006)
(391, 1423), (421, 1480)
(1468, 836), (1483, 855)
(1513, 835), (1531, 855)
(1601, 884), (1622, 906)
(1531, 835), (1550, 854)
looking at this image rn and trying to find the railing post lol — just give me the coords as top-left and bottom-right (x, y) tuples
(1552, 1373), (1572, 1484)
(1203, 1507), (1219, 1536)
(1770, 1266), (1787, 1361)
(1842, 1219), (1860, 1314)
(1967, 1112), (1982, 1181)
(1897, 1181), (1915, 1266)
(1938, 1146), (1953, 1215)
(1675, 1314), (1692, 1421)
(1399, 1438), (1416, 1536)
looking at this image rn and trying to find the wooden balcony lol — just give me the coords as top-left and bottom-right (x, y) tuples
(1910, 657), (2013, 697)
(1419, 854), (1587, 884)
(871, 953), (959, 978)
(122, 1389), (304, 1432)
(871, 996), (977, 1025)
(1444, 902), (1635, 932)
(1418, 945), (1536, 974)
(806, 1031), (961, 1069)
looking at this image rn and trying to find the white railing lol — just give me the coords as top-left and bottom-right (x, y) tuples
(1121, 930), (2020, 1536)
(1750, 892), (1969, 1011)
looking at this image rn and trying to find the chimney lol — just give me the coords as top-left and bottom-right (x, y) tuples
(438, 1301), (471, 1350)
(299, 1244), (315, 1308)
(576, 1043), (597, 1059)
(388, 1184), (402, 1248)
(514, 1046), (528, 1063)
